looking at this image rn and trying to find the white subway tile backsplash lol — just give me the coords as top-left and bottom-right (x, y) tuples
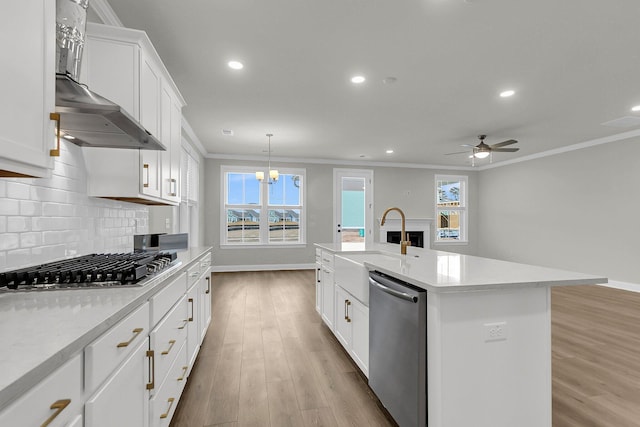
(1, 142), (149, 271)
(7, 217), (30, 233)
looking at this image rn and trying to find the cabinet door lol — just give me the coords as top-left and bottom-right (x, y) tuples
(85, 338), (150, 427)
(169, 98), (182, 202)
(321, 268), (335, 330)
(199, 273), (212, 342)
(334, 285), (351, 349)
(140, 51), (161, 197)
(186, 282), (200, 374)
(315, 262), (322, 315)
(160, 86), (173, 201)
(0, 1), (55, 177)
(350, 298), (369, 377)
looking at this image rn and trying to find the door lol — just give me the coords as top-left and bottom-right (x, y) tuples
(333, 169), (373, 248)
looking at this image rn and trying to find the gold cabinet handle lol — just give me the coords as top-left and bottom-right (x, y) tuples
(41, 399), (70, 427)
(189, 271), (200, 278)
(344, 300), (348, 320)
(116, 327), (143, 348)
(143, 164), (150, 188)
(160, 397), (175, 419)
(188, 298), (194, 322)
(170, 178), (177, 197)
(161, 339), (176, 355)
(346, 300), (351, 323)
(205, 276), (210, 294)
(178, 319), (188, 330)
(177, 365), (188, 381)
(146, 350), (155, 390)
(49, 113), (61, 157)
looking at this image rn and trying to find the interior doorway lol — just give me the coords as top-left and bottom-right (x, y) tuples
(333, 169), (374, 249)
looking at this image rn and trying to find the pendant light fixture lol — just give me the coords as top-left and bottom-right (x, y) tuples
(256, 133), (279, 184)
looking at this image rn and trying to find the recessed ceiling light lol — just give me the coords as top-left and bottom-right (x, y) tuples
(631, 105), (640, 112)
(500, 90), (515, 98)
(386, 149), (394, 154)
(351, 76), (366, 84)
(228, 61), (244, 70)
(382, 77), (397, 85)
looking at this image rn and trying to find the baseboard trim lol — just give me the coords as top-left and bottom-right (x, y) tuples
(211, 263), (316, 272)
(599, 280), (640, 293)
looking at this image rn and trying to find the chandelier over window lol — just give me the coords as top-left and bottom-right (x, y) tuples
(256, 133), (279, 184)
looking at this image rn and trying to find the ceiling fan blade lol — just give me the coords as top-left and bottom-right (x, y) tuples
(444, 151), (470, 155)
(491, 147), (519, 152)
(460, 144), (476, 148)
(490, 139), (518, 148)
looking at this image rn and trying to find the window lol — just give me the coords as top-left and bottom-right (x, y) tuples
(435, 175), (467, 243)
(222, 166), (305, 246)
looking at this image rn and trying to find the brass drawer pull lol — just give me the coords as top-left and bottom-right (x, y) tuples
(205, 276), (210, 294)
(178, 319), (188, 330)
(161, 339), (176, 355)
(189, 271), (199, 278)
(146, 350), (155, 390)
(160, 397), (175, 419)
(143, 164), (150, 188)
(346, 300), (352, 323)
(41, 399), (70, 427)
(177, 365), (188, 381)
(117, 327), (144, 348)
(170, 178), (178, 197)
(49, 113), (61, 157)
(188, 298), (194, 322)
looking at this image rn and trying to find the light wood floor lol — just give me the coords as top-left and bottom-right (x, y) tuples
(171, 272), (640, 427)
(552, 285), (640, 427)
(170, 270), (392, 427)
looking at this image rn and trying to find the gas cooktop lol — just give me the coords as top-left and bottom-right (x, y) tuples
(0, 251), (178, 291)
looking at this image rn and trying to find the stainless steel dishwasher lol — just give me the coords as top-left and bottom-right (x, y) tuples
(369, 271), (427, 427)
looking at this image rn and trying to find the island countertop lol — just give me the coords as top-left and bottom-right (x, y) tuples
(0, 246), (212, 412)
(315, 242), (607, 292)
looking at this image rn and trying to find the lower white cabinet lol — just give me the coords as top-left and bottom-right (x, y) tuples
(0, 353), (83, 427)
(315, 262), (322, 314)
(85, 338), (150, 427)
(321, 266), (335, 330)
(334, 284), (369, 377)
(150, 340), (187, 427)
(186, 281), (200, 374)
(199, 273), (212, 342)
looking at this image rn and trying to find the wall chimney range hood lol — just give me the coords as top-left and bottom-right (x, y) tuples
(55, 0), (166, 151)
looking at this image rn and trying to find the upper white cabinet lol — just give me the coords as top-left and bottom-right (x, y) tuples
(0, 1), (56, 178)
(80, 23), (185, 205)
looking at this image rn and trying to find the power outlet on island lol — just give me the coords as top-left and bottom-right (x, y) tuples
(483, 321), (508, 342)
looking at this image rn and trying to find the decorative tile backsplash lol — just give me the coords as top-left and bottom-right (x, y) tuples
(0, 141), (148, 272)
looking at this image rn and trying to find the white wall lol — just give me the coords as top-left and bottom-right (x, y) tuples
(0, 140), (148, 272)
(477, 136), (640, 284)
(205, 158), (477, 269)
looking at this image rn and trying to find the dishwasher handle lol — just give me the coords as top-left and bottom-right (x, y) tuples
(369, 277), (418, 303)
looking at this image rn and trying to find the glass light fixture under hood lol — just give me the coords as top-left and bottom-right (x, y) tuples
(256, 133), (279, 184)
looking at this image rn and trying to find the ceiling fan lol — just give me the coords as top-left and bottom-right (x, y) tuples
(446, 135), (519, 164)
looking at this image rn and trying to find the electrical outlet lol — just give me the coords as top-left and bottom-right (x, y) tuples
(484, 321), (507, 342)
(165, 218), (171, 229)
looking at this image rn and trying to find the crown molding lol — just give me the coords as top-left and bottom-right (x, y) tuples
(89, 0), (123, 27)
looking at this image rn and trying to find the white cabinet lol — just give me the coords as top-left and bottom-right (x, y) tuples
(0, 353), (83, 427)
(186, 281), (200, 372)
(315, 262), (322, 315)
(0, 1), (56, 178)
(317, 249), (335, 330)
(199, 272), (212, 342)
(334, 284), (369, 377)
(81, 23), (184, 205)
(85, 338), (150, 427)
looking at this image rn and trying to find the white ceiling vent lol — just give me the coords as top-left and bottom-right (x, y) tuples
(222, 129), (234, 136)
(600, 116), (640, 128)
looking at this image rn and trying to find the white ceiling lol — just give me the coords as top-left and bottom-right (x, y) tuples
(102, 0), (640, 167)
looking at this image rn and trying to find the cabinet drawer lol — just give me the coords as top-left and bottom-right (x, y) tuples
(150, 294), (188, 392)
(150, 340), (187, 427)
(0, 353), (83, 427)
(85, 302), (150, 393)
(151, 272), (187, 327)
(186, 262), (201, 289)
(321, 250), (335, 269)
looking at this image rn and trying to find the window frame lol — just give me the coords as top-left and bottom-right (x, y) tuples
(220, 165), (306, 247)
(434, 174), (468, 245)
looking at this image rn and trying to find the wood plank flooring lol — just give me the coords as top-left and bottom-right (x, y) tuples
(552, 285), (640, 427)
(171, 272), (640, 427)
(170, 270), (392, 427)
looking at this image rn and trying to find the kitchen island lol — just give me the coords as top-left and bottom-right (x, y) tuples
(315, 242), (607, 427)
(0, 246), (212, 425)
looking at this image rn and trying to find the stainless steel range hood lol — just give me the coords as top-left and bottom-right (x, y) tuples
(54, 0), (165, 151)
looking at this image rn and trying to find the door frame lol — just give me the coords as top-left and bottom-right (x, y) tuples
(333, 168), (374, 245)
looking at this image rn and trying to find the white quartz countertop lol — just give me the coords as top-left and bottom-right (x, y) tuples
(315, 242), (607, 292)
(0, 246), (212, 412)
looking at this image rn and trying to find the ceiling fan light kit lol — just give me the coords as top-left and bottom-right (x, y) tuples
(446, 134), (519, 165)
